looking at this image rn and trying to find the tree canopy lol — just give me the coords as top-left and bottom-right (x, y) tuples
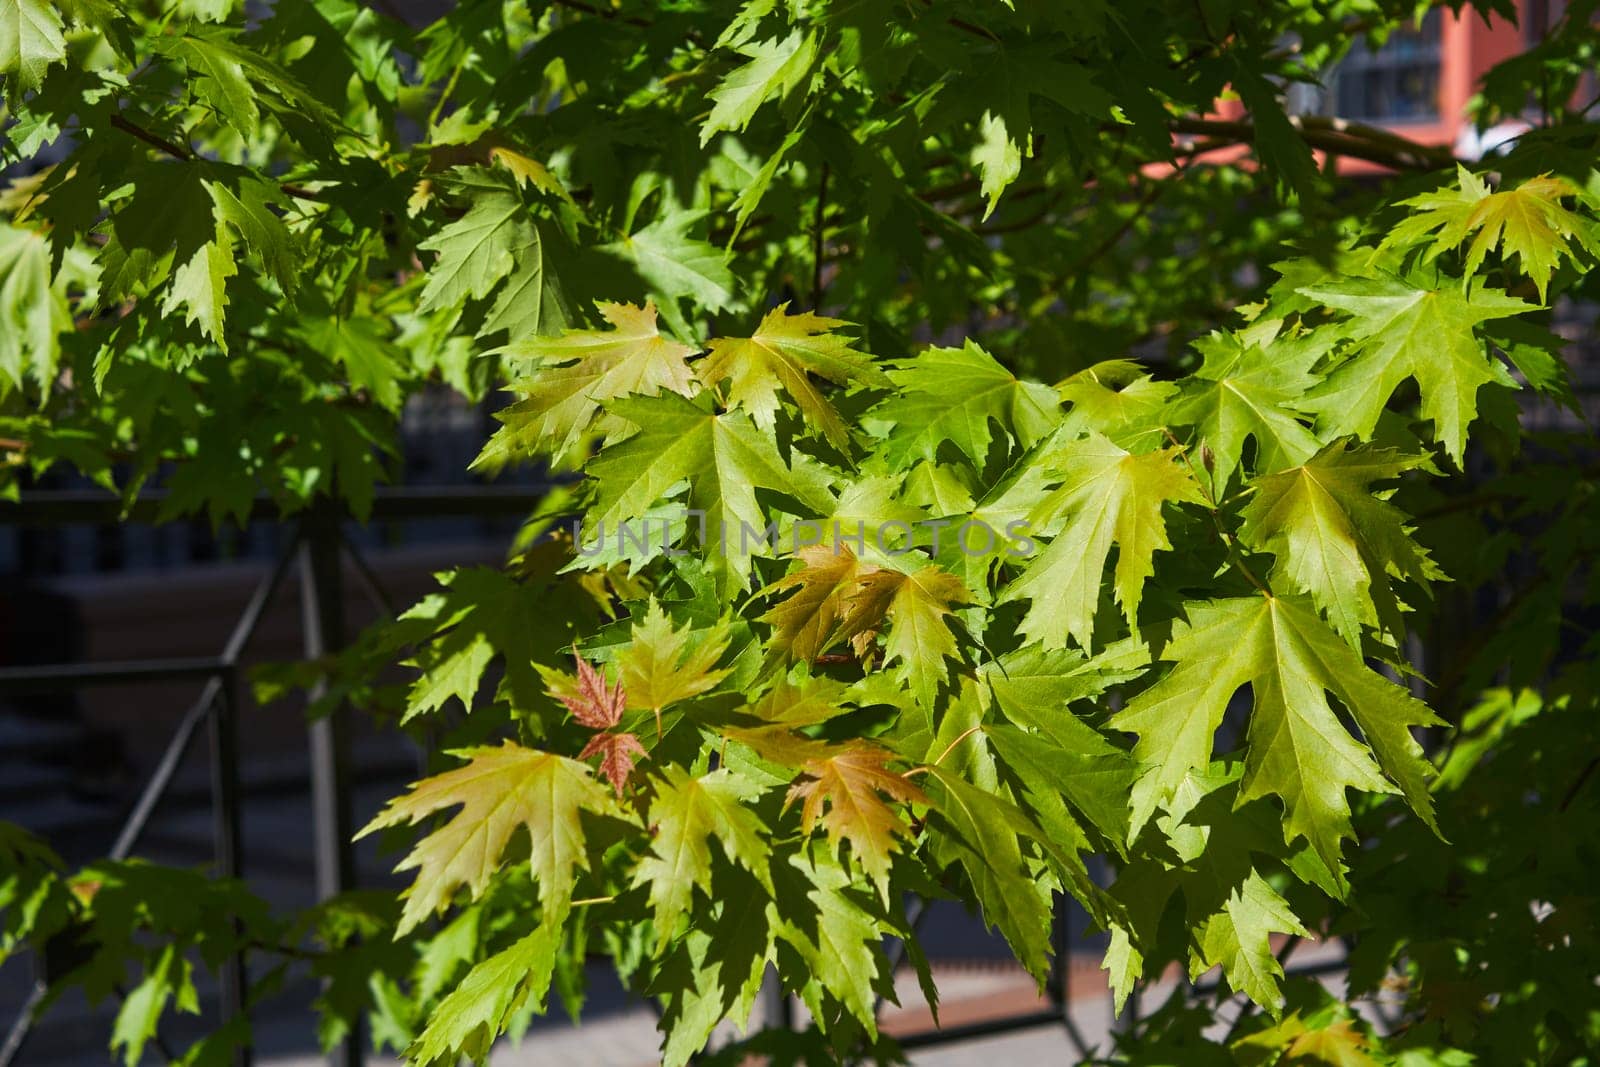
(4, 0), (1600, 1064)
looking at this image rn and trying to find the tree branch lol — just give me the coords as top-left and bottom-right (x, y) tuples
(109, 114), (193, 162)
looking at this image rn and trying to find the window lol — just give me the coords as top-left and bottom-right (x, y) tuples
(1332, 12), (1443, 121)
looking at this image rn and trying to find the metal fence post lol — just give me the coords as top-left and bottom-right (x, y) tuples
(209, 670), (250, 1067)
(299, 502), (362, 1067)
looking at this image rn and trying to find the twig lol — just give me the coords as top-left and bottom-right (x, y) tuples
(109, 114), (193, 162)
(549, 0), (652, 29)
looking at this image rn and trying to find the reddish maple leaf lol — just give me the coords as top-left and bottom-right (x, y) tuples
(581, 731), (648, 795)
(559, 652), (626, 729)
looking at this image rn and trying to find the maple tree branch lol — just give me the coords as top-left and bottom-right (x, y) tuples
(110, 112), (335, 203)
(1171, 114), (1458, 172)
(548, 0), (652, 28)
(109, 113), (194, 161)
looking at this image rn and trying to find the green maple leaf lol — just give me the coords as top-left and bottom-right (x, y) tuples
(409, 925), (558, 1065)
(0, 222), (72, 391)
(1239, 439), (1442, 645)
(296, 315), (407, 411)
(1388, 167), (1600, 301)
(924, 766), (1056, 982)
(585, 392), (833, 591)
(870, 564), (970, 707)
(1109, 766), (1311, 1014)
(871, 340), (1061, 469)
(981, 639), (1147, 848)
(1111, 596), (1442, 880)
(771, 848), (889, 1034)
(1003, 433), (1203, 650)
(480, 301), (697, 468)
(700, 30), (818, 145)
(155, 32), (262, 137)
(653, 882), (773, 1067)
(402, 567), (565, 720)
(1232, 58), (1319, 203)
(698, 303), (889, 450)
(358, 741), (621, 933)
(417, 171), (529, 313)
(616, 601), (734, 722)
(972, 110), (1022, 219)
(414, 166), (571, 344)
(0, 0), (67, 98)
(110, 944), (198, 1066)
(604, 209), (736, 321)
(161, 217), (236, 349)
(1057, 359), (1177, 449)
(633, 765), (771, 943)
(1168, 326), (1325, 492)
(1298, 272), (1529, 463)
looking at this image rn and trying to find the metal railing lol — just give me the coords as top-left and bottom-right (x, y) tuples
(0, 488), (546, 1067)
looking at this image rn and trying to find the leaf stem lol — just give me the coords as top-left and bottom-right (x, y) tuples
(921, 723), (983, 773)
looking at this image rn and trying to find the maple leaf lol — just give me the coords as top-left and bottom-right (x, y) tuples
(1298, 272), (1528, 464)
(1233, 1013), (1379, 1066)
(981, 639), (1148, 848)
(1111, 596), (1442, 882)
(1239, 439), (1442, 645)
(924, 765), (1058, 981)
(871, 341), (1062, 470)
(1388, 166), (1600, 302)
(478, 301), (696, 468)
(415, 169), (527, 312)
(1168, 325), (1325, 492)
(633, 765), (771, 943)
(0, 0), (66, 97)
(408, 925), (559, 1065)
(700, 30), (818, 145)
(698, 303), (889, 450)
(972, 110), (1022, 219)
(579, 730), (648, 796)
(357, 741), (620, 933)
(787, 743), (927, 897)
(864, 564), (971, 706)
(1109, 766), (1311, 1014)
(585, 392), (834, 593)
(617, 601), (734, 728)
(549, 652), (626, 729)
(770, 848), (891, 1034)
(1057, 359), (1177, 449)
(760, 543), (884, 668)
(1003, 433), (1203, 650)
(0, 222), (71, 391)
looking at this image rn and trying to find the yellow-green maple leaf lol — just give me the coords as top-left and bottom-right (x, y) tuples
(1239, 439), (1441, 645)
(1003, 433), (1203, 650)
(617, 601), (733, 722)
(1299, 272), (1527, 464)
(1389, 167), (1599, 302)
(698, 304), (888, 450)
(479, 301), (696, 467)
(858, 564), (970, 706)
(633, 765), (771, 944)
(358, 741), (619, 933)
